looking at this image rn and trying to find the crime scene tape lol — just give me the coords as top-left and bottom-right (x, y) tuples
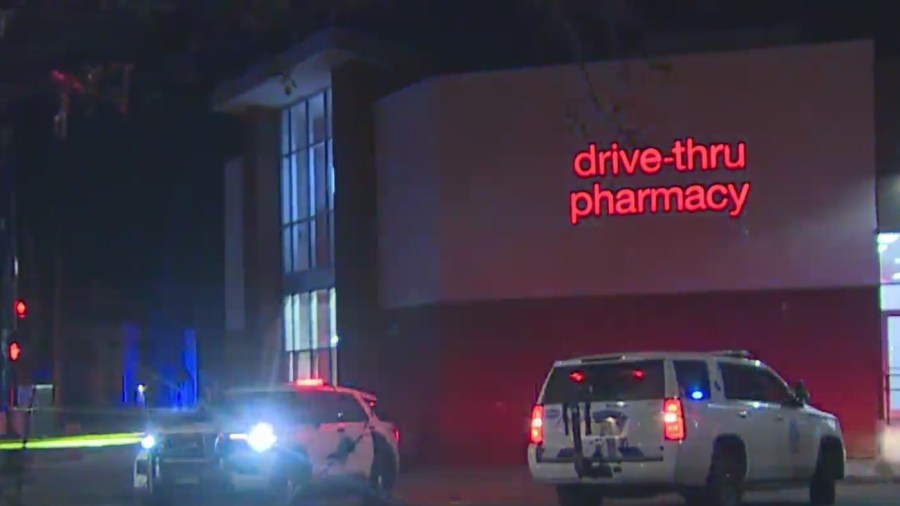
(0, 432), (144, 450)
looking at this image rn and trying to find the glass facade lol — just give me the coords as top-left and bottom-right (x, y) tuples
(281, 89), (337, 383)
(880, 233), (900, 421)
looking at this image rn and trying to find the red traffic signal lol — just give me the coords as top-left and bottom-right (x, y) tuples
(8, 342), (20, 362)
(13, 300), (26, 319)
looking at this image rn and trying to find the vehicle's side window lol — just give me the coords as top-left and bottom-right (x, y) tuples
(332, 393), (369, 423)
(719, 362), (794, 405)
(673, 360), (711, 401)
(754, 368), (795, 405)
(719, 363), (762, 402)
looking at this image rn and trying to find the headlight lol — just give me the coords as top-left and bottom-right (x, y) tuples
(247, 423), (277, 452)
(140, 434), (157, 450)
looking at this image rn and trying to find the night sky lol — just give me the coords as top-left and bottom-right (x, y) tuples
(4, 0), (896, 339)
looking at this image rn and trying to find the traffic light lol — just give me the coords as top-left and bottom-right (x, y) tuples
(8, 342), (20, 362)
(13, 300), (26, 319)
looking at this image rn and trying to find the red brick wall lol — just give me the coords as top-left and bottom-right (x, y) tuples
(367, 286), (881, 468)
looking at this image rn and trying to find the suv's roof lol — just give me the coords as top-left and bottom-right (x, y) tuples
(554, 350), (758, 367)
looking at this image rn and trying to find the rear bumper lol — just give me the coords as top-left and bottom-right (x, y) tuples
(527, 444), (678, 487)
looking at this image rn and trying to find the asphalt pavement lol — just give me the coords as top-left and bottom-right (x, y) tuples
(1, 447), (897, 506)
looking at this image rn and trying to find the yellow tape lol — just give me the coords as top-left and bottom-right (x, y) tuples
(0, 432), (144, 450)
(0, 437), (140, 450)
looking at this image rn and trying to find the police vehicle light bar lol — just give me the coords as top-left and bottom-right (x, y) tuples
(710, 349), (754, 359)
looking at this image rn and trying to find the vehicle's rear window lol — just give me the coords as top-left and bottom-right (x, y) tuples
(541, 360), (666, 403)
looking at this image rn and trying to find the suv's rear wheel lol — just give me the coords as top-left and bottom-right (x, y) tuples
(809, 441), (840, 506)
(705, 444), (745, 506)
(555, 485), (603, 506)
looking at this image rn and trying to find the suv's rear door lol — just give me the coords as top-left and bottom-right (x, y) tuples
(328, 392), (375, 478)
(293, 390), (374, 479)
(539, 359), (668, 464)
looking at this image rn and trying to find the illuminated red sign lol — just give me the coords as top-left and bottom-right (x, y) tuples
(569, 137), (751, 225)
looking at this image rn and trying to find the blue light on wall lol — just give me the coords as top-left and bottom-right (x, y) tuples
(122, 322), (141, 405)
(180, 328), (198, 408)
(120, 322), (199, 409)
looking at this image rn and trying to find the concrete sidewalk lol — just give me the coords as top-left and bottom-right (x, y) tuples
(395, 461), (900, 506)
(844, 459), (900, 483)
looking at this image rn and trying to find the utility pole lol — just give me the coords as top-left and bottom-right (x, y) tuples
(51, 223), (62, 407)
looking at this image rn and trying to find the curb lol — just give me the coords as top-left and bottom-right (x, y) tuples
(842, 472), (900, 485)
(842, 477), (900, 484)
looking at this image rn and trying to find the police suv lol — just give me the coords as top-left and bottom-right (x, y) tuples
(527, 351), (845, 506)
(134, 379), (400, 505)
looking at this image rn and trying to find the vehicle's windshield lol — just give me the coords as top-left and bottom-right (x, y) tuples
(213, 390), (363, 425)
(542, 360), (666, 403)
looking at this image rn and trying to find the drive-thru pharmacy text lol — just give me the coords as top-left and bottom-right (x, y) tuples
(569, 138), (750, 225)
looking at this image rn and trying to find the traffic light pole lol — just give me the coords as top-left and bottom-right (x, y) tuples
(0, 124), (18, 417)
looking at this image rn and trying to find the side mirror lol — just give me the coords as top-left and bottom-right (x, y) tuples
(792, 380), (810, 405)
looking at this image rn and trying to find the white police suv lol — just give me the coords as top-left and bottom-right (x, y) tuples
(134, 379), (400, 505)
(528, 351), (845, 506)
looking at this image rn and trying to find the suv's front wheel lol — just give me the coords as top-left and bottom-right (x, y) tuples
(809, 442), (840, 506)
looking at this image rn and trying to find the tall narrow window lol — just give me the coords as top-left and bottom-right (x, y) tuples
(281, 89), (334, 273)
(280, 88), (337, 384)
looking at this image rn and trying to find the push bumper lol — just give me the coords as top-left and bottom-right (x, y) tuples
(134, 448), (300, 494)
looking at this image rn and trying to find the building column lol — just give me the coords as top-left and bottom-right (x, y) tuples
(224, 107), (282, 387)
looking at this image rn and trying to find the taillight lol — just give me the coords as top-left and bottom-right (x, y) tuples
(530, 405), (544, 445)
(663, 398), (686, 441)
(393, 426), (400, 443)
